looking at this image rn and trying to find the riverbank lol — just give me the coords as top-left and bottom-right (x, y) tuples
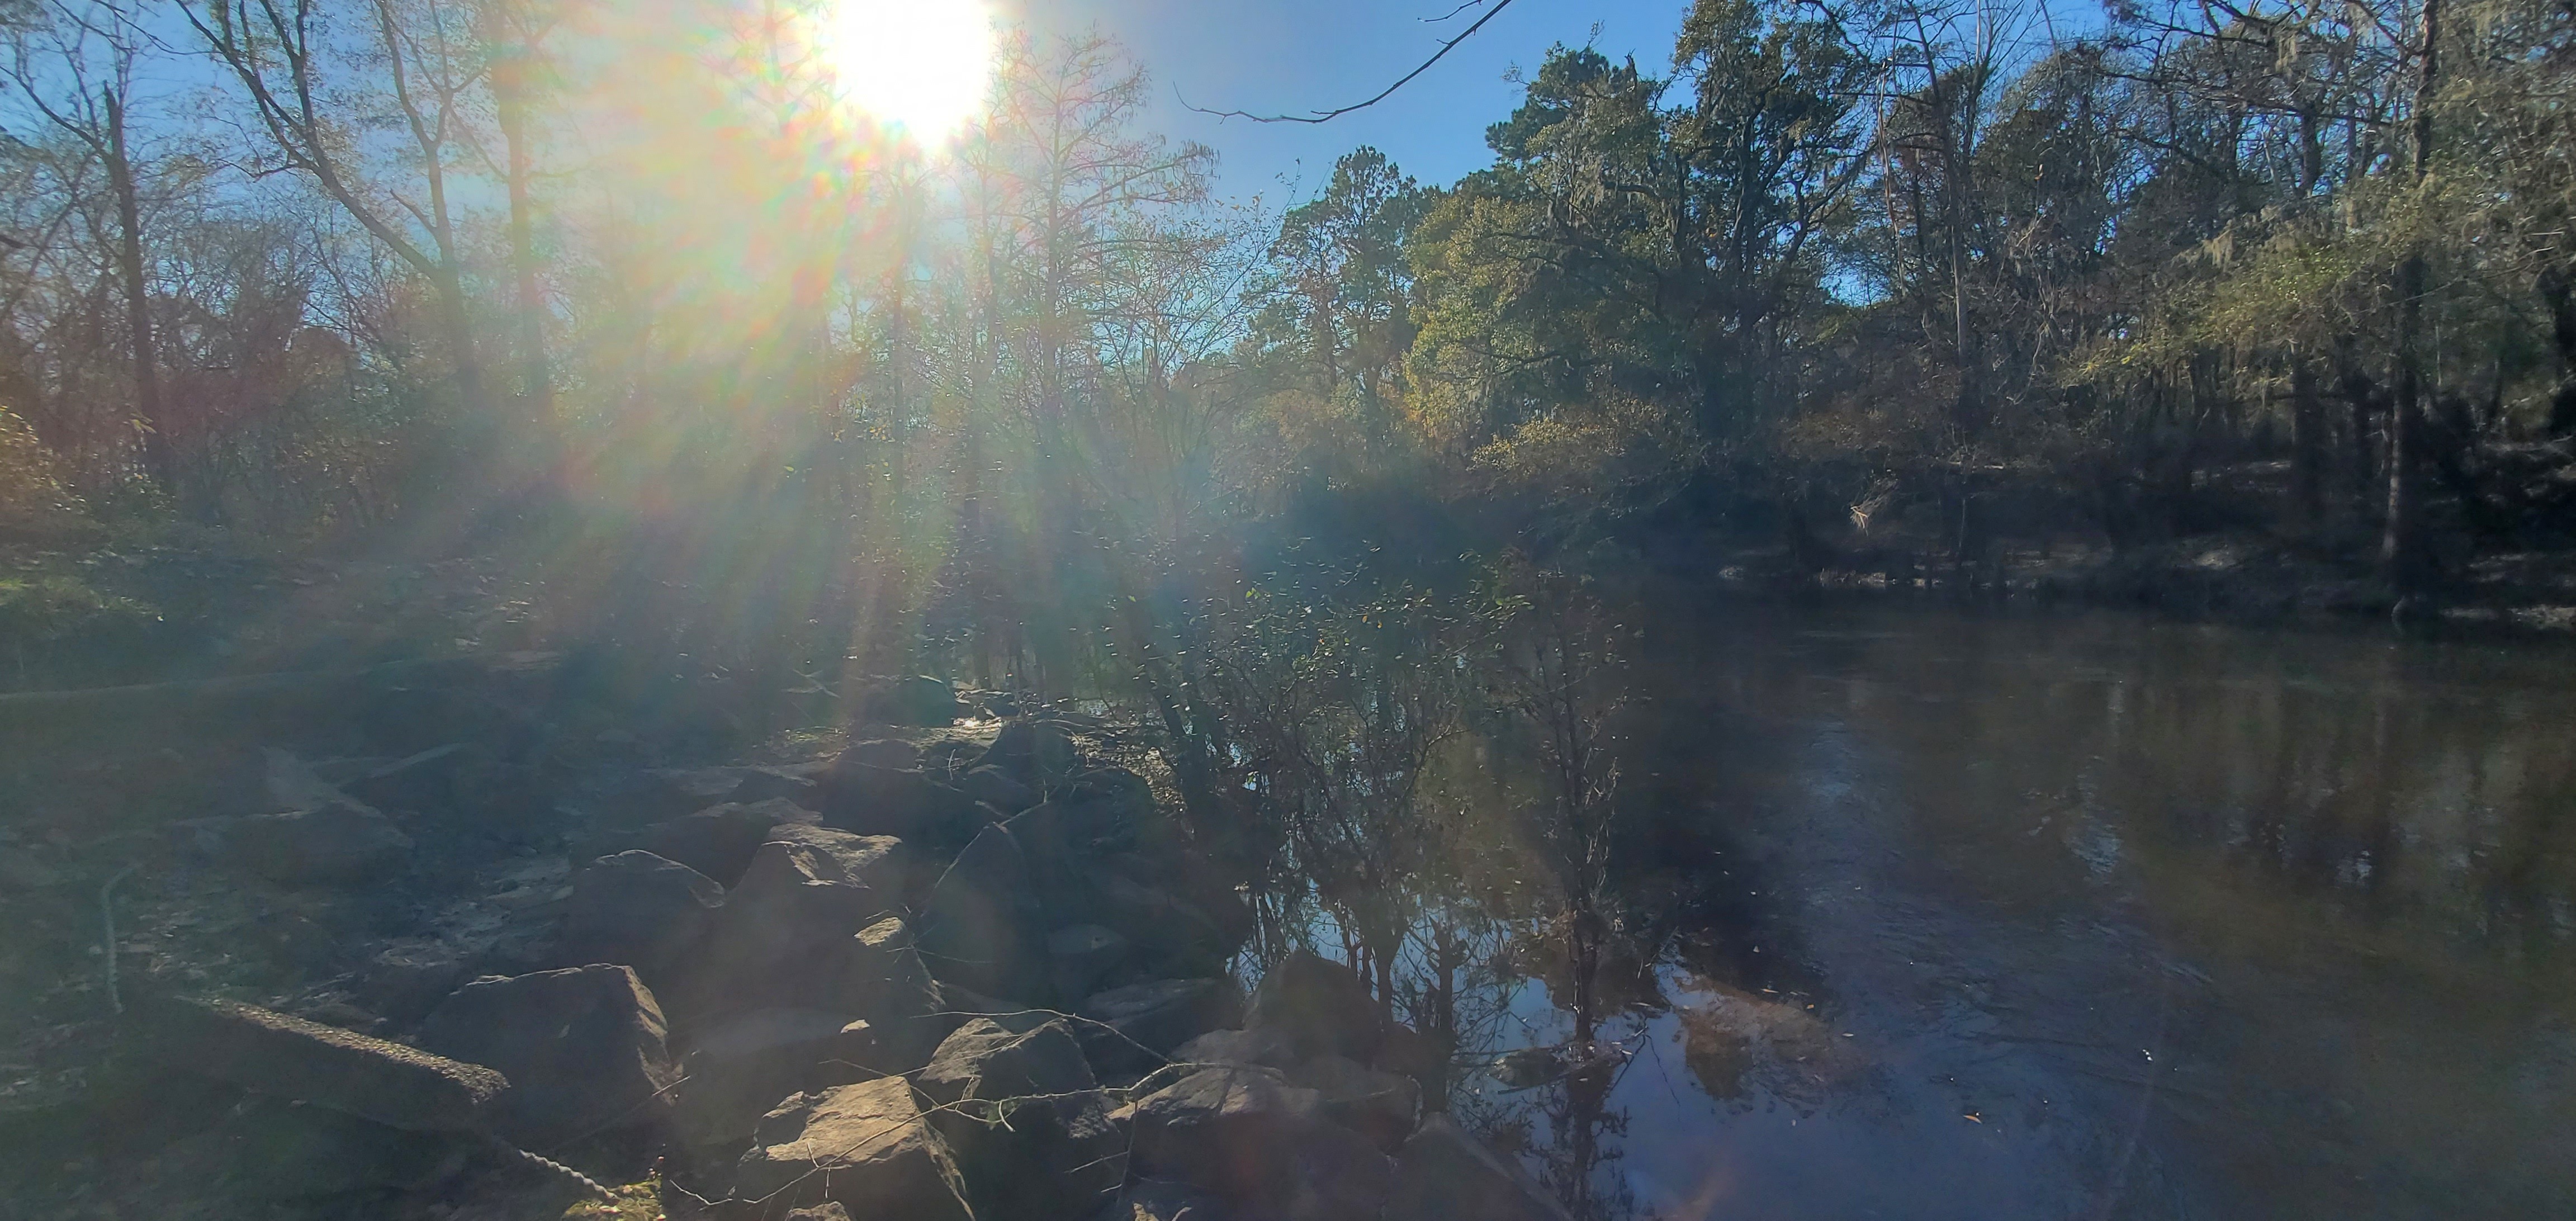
(1689, 526), (2576, 637)
(0, 660), (1562, 1220)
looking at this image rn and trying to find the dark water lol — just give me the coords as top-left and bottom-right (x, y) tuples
(1458, 603), (2576, 1220)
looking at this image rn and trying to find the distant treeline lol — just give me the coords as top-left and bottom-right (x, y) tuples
(2, 0), (2570, 675)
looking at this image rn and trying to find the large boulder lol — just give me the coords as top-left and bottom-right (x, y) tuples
(978, 720), (1081, 783)
(821, 763), (996, 850)
(140, 996), (506, 1133)
(416, 965), (678, 1146)
(216, 801), (413, 885)
(673, 1008), (878, 1151)
(1078, 979), (1242, 1077)
(1168, 1027), (1297, 1072)
(916, 1018), (1126, 1221)
(1384, 1114), (1572, 1221)
(916, 824), (1048, 1002)
(1124, 1065), (1394, 1221)
(957, 765), (1039, 815)
(634, 798), (819, 886)
(1245, 952), (1383, 1064)
(811, 916), (956, 1071)
(733, 1077), (972, 1219)
(1092, 874), (1234, 979)
(676, 829), (908, 1019)
(556, 850), (723, 984)
(200, 1097), (476, 1201)
(915, 1016), (1096, 1110)
(1047, 924), (1132, 1001)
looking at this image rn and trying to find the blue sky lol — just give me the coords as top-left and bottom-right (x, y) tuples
(1010, 0), (1694, 204)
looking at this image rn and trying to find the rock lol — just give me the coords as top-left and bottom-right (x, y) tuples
(1048, 924), (1132, 1001)
(916, 1017), (1125, 1221)
(1384, 1114), (1572, 1221)
(821, 763), (995, 850)
(1245, 952), (1383, 1064)
(863, 675), (961, 727)
(978, 720), (1080, 782)
(1093, 874), (1233, 978)
(734, 1078), (972, 1219)
(786, 1205), (853, 1221)
(778, 916), (958, 1075)
(635, 798), (818, 886)
(916, 1016), (1097, 1110)
(674, 1009), (877, 1150)
(1057, 766), (1157, 840)
(1079, 979), (1242, 1077)
(1125, 1066), (1394, 1221)
(1169, 1027), (1297, 1072)
(140, 996), (507, 1132)
(958, 765), (1039, 814)
(219, 801), (414, 885)
(353, 941), (476, 1025)
(210, 1097), (476, 1200)
(1290, 1053), (1419, 1151)
(678, 829), (908, 1019)
(416, 965), (678, 1146)
(1096, 1177), (1230, 1221)
(917, 824), (1048, 1001)
(557, 851), (723, 983)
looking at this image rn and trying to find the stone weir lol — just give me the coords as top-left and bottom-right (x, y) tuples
(115, 710), (1570, 1221)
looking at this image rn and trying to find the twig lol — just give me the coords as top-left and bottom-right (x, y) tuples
(1177, 0), (1521, 124)
(100, 865), (136, 1015)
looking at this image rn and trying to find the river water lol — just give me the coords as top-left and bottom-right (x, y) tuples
(1452, 602), (2576, 1219)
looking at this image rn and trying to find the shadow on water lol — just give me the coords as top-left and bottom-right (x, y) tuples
(1387, 598), (2576, 1220)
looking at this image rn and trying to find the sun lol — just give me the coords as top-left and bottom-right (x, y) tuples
(811, 0), (996, 141)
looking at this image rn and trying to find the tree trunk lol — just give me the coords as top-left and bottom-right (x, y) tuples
(102, 88), (172, 499)
(2290, 356), (2325, 532)
(493, 37), (552, 476)
(2383, 0), (2440, 591)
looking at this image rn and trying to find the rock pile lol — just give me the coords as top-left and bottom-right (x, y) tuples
(128, 711), (1564, 1220)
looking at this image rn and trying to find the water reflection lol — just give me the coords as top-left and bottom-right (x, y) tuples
(1281, 602), (2576, 1219)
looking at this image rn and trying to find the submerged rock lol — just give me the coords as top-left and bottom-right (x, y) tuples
(1384, 1114), (1572, 1221)
(1125, 1064), (1393, 1221)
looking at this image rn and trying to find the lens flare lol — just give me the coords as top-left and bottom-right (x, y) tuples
(809, 0), (996, 142)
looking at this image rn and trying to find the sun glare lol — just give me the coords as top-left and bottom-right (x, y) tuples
(812, 0), (996, 142)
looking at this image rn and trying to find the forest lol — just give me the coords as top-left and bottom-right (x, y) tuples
(5, 2), (2575, 1217)
(6, 0), (2575, 694)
